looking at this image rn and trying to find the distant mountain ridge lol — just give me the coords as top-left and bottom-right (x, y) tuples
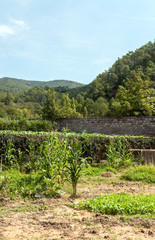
(0, 77), (84, 93)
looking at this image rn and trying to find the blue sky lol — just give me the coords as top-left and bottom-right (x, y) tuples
(0, 0), (155, 84)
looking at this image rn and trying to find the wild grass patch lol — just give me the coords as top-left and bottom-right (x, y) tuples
(121, 165), (155, 184)
(83, 165), (117, 176)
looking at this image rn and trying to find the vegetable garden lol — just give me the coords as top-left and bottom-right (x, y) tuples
(0, 130), (155, 239)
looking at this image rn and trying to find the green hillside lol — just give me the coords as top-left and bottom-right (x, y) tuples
(86, 41), (155, 101)
(0, 41), (154, 119)
(0, 77), (84, 93)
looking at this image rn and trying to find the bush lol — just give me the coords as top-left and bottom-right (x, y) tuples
(0, 118), (57, 132)
(0, 130), (154, 167)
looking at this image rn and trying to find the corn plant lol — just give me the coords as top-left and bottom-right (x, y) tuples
(39, 133), (69, 196)
(66, 140), (87, 197)
(106, 139), (133, 169)
(3, 140), (19, 170)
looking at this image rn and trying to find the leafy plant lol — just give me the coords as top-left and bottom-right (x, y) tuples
(74, 193), (155, 216)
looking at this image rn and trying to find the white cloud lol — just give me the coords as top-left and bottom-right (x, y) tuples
(0, 25), (15, 38)
(0, 19), (29, 40)
(12, 19), (29, 29)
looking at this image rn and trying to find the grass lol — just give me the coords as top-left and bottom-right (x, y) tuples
(0, 170), (43, 199)
(0, 202), (47, 213)
(73, 193), (155, 216)
(0, 165), (117, 199)
(120, 165), (155, 184)
(83, 165), (117, 176)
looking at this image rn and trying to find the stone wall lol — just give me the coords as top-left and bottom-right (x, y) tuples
(54, 116), (155, 136)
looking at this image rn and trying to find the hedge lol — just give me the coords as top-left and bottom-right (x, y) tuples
(0, 130), (154, 164)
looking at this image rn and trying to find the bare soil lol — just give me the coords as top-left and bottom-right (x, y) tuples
(0, 175), (155, 240)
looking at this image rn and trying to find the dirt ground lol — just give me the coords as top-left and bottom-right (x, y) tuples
(0, 175), (155, 240)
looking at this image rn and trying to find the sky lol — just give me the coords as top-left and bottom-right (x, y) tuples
(0, 0), (155, 84)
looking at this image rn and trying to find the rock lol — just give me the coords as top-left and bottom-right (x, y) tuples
(148, 230), (154, 236)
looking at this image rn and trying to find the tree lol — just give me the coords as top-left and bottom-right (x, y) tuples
(85, 98), (94, 116)
(93, 97), (109, 117)
(59, 94), (82, 118)
(42, 88), (60, 119)
(4, 92), (13, 105)
(111, 73), (152, 116)
(83, 106), (88, 118)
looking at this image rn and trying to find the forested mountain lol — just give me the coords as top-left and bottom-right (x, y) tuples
(0, 41), (154, 119)
(0, 77), (84, 93)
(86, 41), (155, 101)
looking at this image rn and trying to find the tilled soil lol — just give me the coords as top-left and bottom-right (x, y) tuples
(0, 176), (155, 240)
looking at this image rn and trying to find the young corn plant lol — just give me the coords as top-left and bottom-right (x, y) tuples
(106, 139), (133, 169)
(3, 140), (19, 170)
(39, 133), (69, 197)
(66, 140), (87, 198)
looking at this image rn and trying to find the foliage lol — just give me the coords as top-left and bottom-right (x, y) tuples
(83, 165), (117, 176)
(121, 165), (155, 183)
(2, 140), (19, 170)
(111, 72), (152, 116)
(74, 193), (155, 216)
(86, 41), (155, 102)
(0, 41), (155, 119)
(0, 133), (89, 198)
(37, 134), (70, 196)
(0, 130), (154, 166)
(105, 139), (134, 169)
(0, 77), (83, 93)
(0, 170), (48, 199)
(0, 118), (57, 132)
(42, 89), (83, 119)
(65, 140), (88, 197)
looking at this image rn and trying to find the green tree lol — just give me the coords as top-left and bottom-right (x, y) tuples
(111, 73), (152, 116)
(85, 98), (94, 116)
(93, 97), (109, 117)
(83, 106), (88, 117)
(59, 94), (82, 118)
(4, 92), (13, 105)
(42, 88), (60, 119)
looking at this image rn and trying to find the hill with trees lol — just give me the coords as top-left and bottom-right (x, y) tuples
(0, 77), (84, 93)
(0, 41), (154, 119)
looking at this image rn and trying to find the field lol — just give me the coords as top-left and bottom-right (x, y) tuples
(0, 131), (155, 239)
(0, 169), (155, 240)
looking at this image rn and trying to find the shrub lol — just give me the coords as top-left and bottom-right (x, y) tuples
(0, 118), (57, 132)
